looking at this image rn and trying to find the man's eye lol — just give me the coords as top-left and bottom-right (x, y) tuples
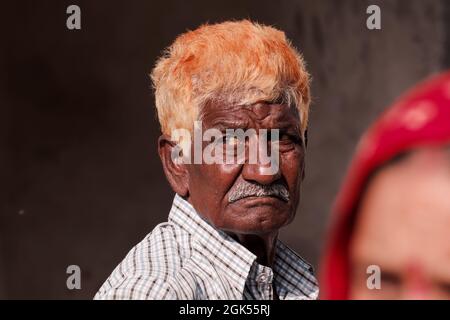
(279, 133), (300, 144)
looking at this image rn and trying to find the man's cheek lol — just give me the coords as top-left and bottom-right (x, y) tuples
(204, 164), (242, 198)
(281, 152), (302, 180)
(282, 157), (303, 201)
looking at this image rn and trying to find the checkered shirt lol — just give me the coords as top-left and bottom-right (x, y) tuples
(94, 194), (318, 300)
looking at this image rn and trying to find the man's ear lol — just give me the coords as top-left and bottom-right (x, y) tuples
(158, 135), (189, 197)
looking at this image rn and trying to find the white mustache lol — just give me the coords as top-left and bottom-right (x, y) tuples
(228, 180), (290, 203)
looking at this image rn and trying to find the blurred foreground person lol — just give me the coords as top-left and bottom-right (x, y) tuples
(321, 71), (450, 299)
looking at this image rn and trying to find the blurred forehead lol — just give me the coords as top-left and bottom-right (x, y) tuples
(351, 148), (450, 272)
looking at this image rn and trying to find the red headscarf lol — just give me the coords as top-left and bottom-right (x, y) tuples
(319, 71), (450, 299)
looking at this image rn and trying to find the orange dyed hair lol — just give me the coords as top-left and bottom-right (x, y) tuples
(151, 20), (311, 138)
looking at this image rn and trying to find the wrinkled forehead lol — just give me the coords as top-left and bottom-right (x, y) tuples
(199, 99), (301, 131)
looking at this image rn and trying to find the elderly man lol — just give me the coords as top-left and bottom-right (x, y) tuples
(95, 20), (318, 300)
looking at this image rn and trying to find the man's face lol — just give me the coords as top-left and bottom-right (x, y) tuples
(185, 101), (305, 236)
(349, 149), (450, 299)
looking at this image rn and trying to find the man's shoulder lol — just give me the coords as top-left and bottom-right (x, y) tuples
(277, 241), (316, 274)
(94, 221), (195, 300)
(275, 241), (319, 299)
(125, 221), (192, 271)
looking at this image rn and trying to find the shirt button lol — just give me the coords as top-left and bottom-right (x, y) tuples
(257, 273), (268, 283)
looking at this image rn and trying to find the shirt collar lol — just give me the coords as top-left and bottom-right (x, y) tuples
(274, 241), (318, 299)
(169, 194), (256, 293)
(168, 194), (318, 298)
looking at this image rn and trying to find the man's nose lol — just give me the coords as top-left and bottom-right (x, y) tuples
(241, 161), (282, 185)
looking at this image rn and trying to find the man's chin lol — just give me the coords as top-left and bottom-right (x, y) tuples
(227, 222), (287, 236)
(222, 208), (293, 235)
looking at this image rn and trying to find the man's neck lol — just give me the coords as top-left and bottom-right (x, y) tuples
(231, 232), (278, 267)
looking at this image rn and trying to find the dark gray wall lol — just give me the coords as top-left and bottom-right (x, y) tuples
(0, 0), (449, 299)
(282, 0), (447, 269)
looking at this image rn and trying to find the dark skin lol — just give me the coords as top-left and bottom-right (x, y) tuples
(158, 101), (306, 272)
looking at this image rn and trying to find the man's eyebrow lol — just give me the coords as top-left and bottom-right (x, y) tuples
(277, 122), (301, 132)
(267, 120), (301, 136)
(209, 119), (249, 130)
(209, 120), (301, 134)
